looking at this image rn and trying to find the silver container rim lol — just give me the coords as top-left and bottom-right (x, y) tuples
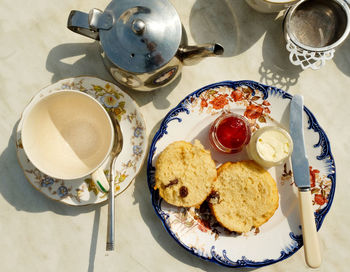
(284, 0), (350, 52)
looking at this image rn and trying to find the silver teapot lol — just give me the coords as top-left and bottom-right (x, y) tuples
(67, 0), (224, 91)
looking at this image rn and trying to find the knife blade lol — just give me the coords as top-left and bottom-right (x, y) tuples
(290, 95), (310, 189)
(290, 95), (321, 268)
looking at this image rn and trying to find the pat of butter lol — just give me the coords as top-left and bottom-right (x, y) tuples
(256, 129), (291, 162)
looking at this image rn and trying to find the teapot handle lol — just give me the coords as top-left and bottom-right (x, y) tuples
(68, 9), (113, 40)
(67, 10), (100, 40)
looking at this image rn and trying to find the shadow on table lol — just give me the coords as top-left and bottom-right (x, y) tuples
(259, 15), (302, 92)
(45, 42), (180, 110)
(132, 121), (256, 272)
(189, 0), (275, 58)
(189, 0), (302, 91)
(333, 36), (350, 77)
(0, 122), (103, 272)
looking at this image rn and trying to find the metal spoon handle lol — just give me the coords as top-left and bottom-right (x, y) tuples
(106, 174), (115, 251)
(105, 111), (123, 251)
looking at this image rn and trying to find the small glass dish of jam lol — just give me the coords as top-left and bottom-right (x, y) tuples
(209, 112), (251, 154)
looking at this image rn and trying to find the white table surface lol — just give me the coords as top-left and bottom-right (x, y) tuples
(1, 0), (349, 271)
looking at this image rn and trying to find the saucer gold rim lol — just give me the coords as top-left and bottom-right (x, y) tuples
(15, 75), (147, 206)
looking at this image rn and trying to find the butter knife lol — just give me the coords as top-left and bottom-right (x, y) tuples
(290, 95), (321, 268)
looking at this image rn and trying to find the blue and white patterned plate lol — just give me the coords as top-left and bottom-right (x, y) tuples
(16, 76), (147, 206)
(147, 80), (335, 268)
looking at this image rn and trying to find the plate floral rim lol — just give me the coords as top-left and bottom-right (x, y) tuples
(146, 80), (336, 268)
(16, 76), (147, 206)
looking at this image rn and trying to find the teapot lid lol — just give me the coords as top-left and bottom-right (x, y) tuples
(99, 0), (182, 74)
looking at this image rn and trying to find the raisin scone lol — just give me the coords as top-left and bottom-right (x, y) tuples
(154, 140), (217, 207)
(210, 160), (279, 233)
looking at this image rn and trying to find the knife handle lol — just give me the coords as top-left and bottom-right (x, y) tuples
(298, 189), (322, 268)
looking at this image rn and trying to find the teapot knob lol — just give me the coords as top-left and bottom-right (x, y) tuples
(131, 19), (146, 35)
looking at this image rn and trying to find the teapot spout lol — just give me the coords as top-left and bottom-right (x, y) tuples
(178, 43), (224, 65)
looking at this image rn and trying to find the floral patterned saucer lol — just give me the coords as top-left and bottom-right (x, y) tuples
(147, 80), (335, 268)
(16, 76), (147, 206)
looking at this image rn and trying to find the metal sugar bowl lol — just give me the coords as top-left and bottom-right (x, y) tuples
(67, 0), (224, 91)
(283, 0), (350, 70)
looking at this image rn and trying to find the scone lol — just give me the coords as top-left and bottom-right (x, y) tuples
(154, 140), (217, 207)
(210, 160), (279, 233)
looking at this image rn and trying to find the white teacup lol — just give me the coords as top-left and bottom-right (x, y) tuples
(21, 90), (114, 192)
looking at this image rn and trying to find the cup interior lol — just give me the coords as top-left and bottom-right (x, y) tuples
(21, 90), (114, 180)
(288, 0), (348, 49)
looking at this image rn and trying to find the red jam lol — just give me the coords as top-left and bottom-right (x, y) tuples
(209, 112), (251, 153)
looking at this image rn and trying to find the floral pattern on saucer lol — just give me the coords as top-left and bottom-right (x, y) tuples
(147, 80), (335, 268)
(16, 76), (147, 206)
